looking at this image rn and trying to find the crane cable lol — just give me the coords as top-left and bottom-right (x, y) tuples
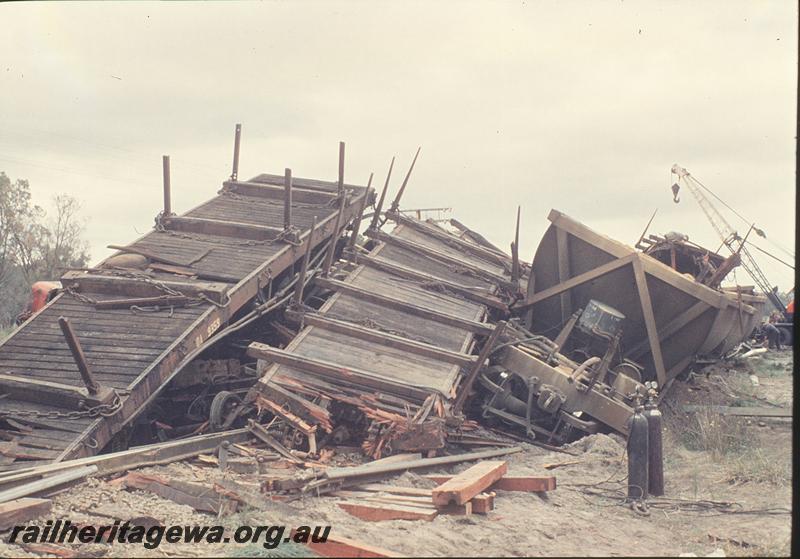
(748, 242), (795, 271)
(689, 173), (795, 260)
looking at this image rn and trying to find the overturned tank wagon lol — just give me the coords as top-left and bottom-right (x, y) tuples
(514, 210), (768, 391)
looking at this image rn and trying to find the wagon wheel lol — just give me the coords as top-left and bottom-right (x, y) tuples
(209, 390), (242, 432)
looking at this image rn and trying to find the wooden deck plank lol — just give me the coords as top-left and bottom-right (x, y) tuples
(352, 266), (484, 320)
(0, 174), (369, 473)
(293, 329), (461, 395)
(393, 225), (508, 276)
(375, 244), (494, 289)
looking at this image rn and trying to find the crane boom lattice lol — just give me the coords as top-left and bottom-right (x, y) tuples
(671, 164), (784, 312)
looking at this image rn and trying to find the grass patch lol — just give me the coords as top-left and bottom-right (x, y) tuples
(757, 358), (792, 378)
(677, 407), (755, 459)
(0, 325), (13, 340)
(724, 447), (791, 487)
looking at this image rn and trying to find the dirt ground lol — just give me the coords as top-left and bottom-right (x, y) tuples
(0, 349), (792, 558)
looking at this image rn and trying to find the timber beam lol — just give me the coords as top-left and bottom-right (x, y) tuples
(160, 216), (284, 242)
(386, 212), (513, 269)
(0, 374), (113, 410)
(246, 343), (438, 402)
(245, 173), (364, 193)
(287, 310), (479, 367)
(60, 271), (229, 304)
(365, 229), (513, 287)
(355, 254), (507, 310)
(431, 460), (508, 506)
(313, 277), (494, 335)
(450, 218), (508, 256)
(221, 180), (337, 204)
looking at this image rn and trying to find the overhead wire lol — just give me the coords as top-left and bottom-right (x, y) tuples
(690, 173), (794, 259)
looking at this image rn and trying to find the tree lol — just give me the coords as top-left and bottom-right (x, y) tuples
(0, 172), (90, 327)
(0, 172), (41, 288)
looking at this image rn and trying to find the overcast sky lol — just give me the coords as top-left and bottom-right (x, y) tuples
(1, 1), (796, 289)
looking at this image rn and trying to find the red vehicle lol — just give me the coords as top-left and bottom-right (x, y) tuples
(15, 281), (61, 325)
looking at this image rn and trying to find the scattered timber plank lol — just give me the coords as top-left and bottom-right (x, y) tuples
(425, 474), (557, 492)
(0, 497), (52, 531)
(492, 476), (557, 492)
(331, 491), (433, 507)
(323, 447), (522, 484)
(213, 479), (296, 515)
(297, 532), (402, 558)
(681, 405), (791, 418)
(431, 460), (508, 506)
(355, 484), (432, 497)
(119, 472), (224, 514)
(19, 543), (76, 558)
(253, 379), (333, 431)
(470, 492), (495, 514)
(337, 501), (437, 522)
(436, 501), (472, 516)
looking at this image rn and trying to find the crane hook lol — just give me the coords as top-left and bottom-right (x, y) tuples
(671, 183), (681, 203)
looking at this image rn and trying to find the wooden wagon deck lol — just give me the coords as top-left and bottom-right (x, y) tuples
(0, 173), (369, 471)
(246, 213), (521, 455)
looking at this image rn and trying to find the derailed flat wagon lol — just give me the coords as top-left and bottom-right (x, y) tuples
(0, 132), (371, 472)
